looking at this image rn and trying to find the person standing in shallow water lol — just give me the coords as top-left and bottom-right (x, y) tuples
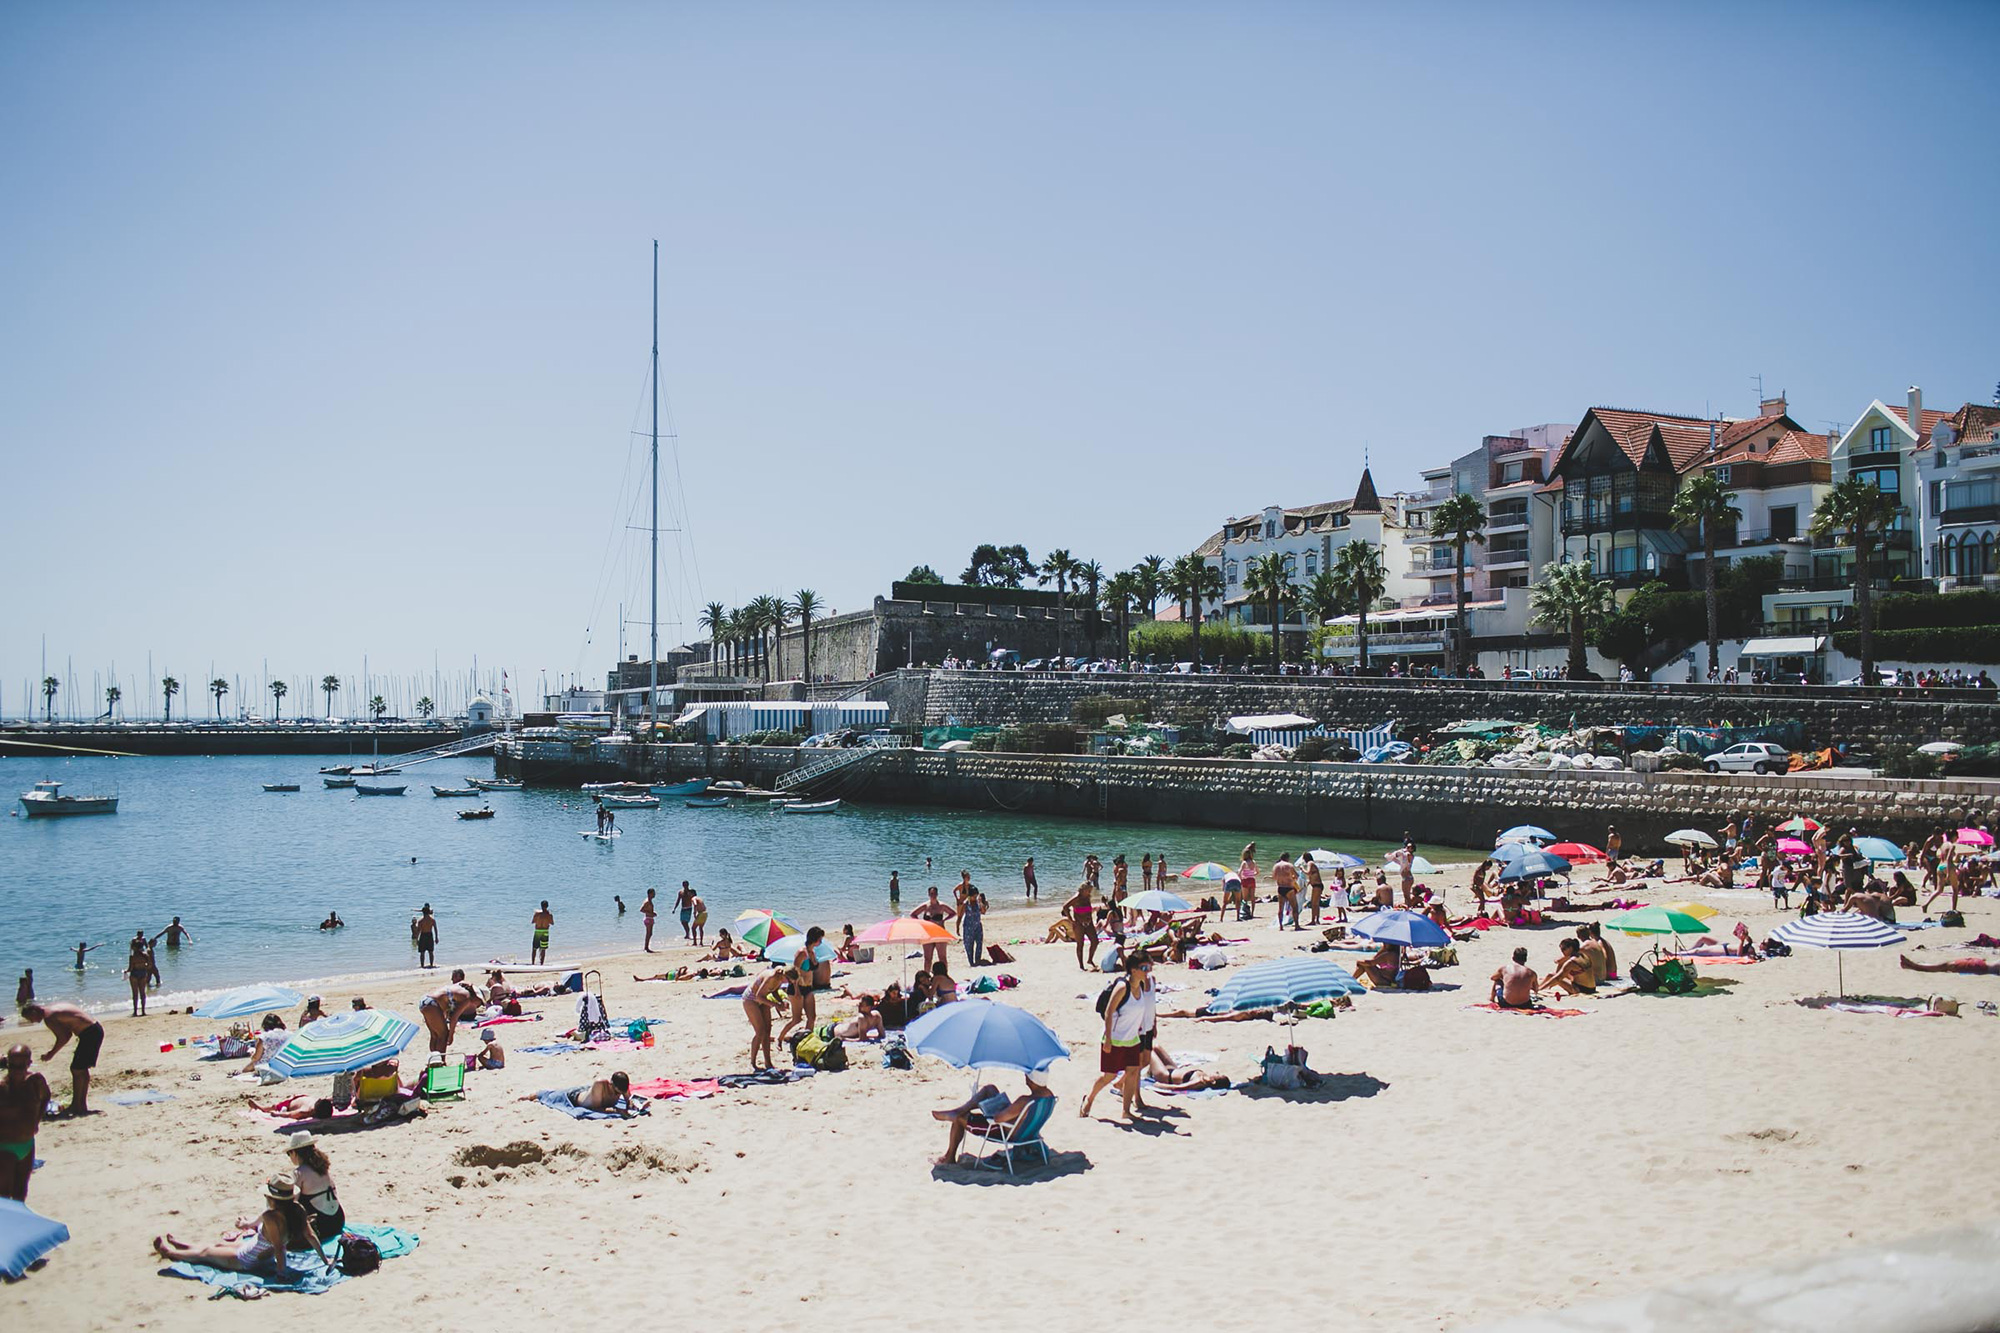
(531, 901), (554, 964)
(641, 888), (658, 952)
(125, 933), (151, 1016)
(414, 904), (439, 969)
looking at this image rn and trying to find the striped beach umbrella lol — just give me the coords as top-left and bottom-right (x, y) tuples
(266, 1009), (420, 1079)
(1208, 957), (1366, 1013)
(733, 909), (801, 950)
(193, 984), (305, 1021)
(1180, 862), (1233, 881)
(854, 917), (956, 945)
(1307, 849), (1366, 870)
(1772, 911), (1905, 996)
(1777, 816), (1821, 834)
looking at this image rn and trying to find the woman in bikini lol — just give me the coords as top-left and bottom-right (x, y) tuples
(1059, 883), (1099, 971)
(743, 965), (786, 1071)
(285, 1132), (345, 1247)
(418, 980), (480, 1055)
(1303, 856), (1327, 927)
(1140, 853), (1154, 893)
(1237, 843), (1259, 920)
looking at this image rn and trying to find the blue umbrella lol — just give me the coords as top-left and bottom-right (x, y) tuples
(193, 984), (305, 1021)
(1490, 840), (1534, 862)
(1852, 836), (1906, 864)
(0, 1199), (68, 1279)
(1208, 957), (1366, 1013)
(1498, 850), (1571, 881)
(1124, 889), (1192, 913)
(1498, 825), (1556, 845)
(1350, 908), (1451, 948)
(904, 999), (1068, 1074)
(265, 1009), (421, 1079)
(763, 938), (837, 966)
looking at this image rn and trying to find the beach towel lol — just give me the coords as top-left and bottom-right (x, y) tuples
(109, 1089), (175, 1106)
(161, 1224), (418, 1296)
(709, 1069), (815, 1088)
(705, 986), (749, 999)
(1465, 1003), (1587, 1018)
(626, 1077), (721, 1101)
(260, 1108), (420, 1136)
(1141, 1076), (1229, 1100)
(475, 1014), (543, 1027)
(534, 1087), (650, 1120)
(1667, 953), (1761, 964)
(1796, 996), (1943, 1018)
(518, 1042), (584, 1056)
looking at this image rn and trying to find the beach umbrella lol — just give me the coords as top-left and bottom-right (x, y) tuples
(1956, 828), (1994, 848)
(1776, 837), (1814, 857)
(1208, 957), (1365, 1013)
(193, 984), (305, 1021)
(1489, 840), (1534, 862)
(904, 998), (1068, 1075)
(1384, 854), (1441, 875)
(1497, 850), (1570, 882)
(1916, 741), (1962, 757)
(854, 916), (956, 985)
(1605, 906), (1714, 937)
(1776, 816), (1822, 834)
(1544, 842), (1607, 863)
(1497, 825), (1556, 845)
(733, 909), (802, 949)
(265, 1009), (420, 1079)
(1307, 849), (1366, 870)
(1771, 911), (1905, 996)
(1180, 862), (1233, 881)
(1349, 908), (1450, 948)
(763, 938), (837, 966)
(1667, 829), (1718, 849)
(0, 1199), (69, 1280)
(1659, 901), (1719, 921)
(1124, 888), (1192, 913)
(1853, 836), (1906, 863)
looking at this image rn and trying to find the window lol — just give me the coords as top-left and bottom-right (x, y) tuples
(1224, 560), (1238, 587)
(1712, 465), (1732, 484)
(1769, 505), (1797, 541)
(1303, 551), (1317, 577)
(1853, 466), (1899, 495)
(1282, 554), (1297, 579)
(1499, 460), (1525, 484)
(1869, 426), (1894, 449)
(1265, 519), (1277, 538)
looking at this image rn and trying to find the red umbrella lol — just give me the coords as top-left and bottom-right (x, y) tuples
(1543, 842), (1606, 863)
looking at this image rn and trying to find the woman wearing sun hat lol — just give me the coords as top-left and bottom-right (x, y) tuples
(153, 1174), (324, 1276)
(286, 1131), (346, 1245)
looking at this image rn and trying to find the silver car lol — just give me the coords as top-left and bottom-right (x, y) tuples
(1704, 742), (1789, 775)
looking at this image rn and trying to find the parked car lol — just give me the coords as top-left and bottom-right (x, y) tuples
(1705, 741), (1790, 775)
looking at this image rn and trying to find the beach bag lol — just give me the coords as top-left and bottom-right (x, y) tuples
(1631, 962), (1659, 993)
(968, 975), (999, 994)
(1398, 965), (1433, 992)
(985, 944), (1013, 964)
(1260, 1048), (1302, 1090)
(1762, 937), (1792, 957)
(1430, 946), (1459, 968)
(1942, 910), (1966, 928)
(814, 1031), (848, 1073)
(881, 1036), (912, 1070)
(795, 1025), (831, 1067)
(623, 1019), (650, 1041)
(575, 993), (610, 1042)
(1655, 958), (1697, 994)
(996, 973), (1021, 990)
(338, 1234), (380, 1276)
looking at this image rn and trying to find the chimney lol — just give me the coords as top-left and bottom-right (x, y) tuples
(1760, 394), (1787, 417)
(1909, 385), (1924, 438)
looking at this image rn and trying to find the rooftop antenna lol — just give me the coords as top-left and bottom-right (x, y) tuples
(1752, 372), (1764, 407)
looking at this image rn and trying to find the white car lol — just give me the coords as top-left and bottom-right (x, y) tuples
(1704, 742), (1790, 775)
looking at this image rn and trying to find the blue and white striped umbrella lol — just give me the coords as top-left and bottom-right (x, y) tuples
(1771, 911), (1904, 997)
(1350, 908), (1451, 948)
(265, 1009), (420, 1079)
(1208, 957), (1366, 1013)
(1307, 850), (1366, 870)
(193, 984), (305, 1020)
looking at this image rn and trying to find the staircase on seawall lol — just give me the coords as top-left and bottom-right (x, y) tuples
(776, 745), (885, 795)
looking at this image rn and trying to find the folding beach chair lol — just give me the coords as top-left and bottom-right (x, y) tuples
(974, 1095), (1055, 1175)
(421, 1060), (466, 1101)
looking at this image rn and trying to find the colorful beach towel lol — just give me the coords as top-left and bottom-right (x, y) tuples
(475, 1014), (544, 1028)
(161, 1224), (418, 1296)
(708, 1068), (815, 1088)
(1465, 1003), (1588, 1018)
(533, 1087), (650, 1120)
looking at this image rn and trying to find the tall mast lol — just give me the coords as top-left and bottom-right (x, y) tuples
(648, 240), (660, 737)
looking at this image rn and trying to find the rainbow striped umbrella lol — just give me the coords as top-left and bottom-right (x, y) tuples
(733, 909), (802, 950)
(1180, 862), (1233, 881)
(266, 1009), (419, 1079)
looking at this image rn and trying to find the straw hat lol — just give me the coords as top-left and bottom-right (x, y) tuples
(286, 1130), (317, 1151)
(264, 1174), (297, 1201)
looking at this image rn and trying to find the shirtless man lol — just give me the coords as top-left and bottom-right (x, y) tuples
(1271, 853), (1301, 931)
(1576, 925), (1609, 988)
(0, 1045), (52, 1201)
(414, 904), (439, 969)
(1606, 825), (1622, 864)
(71, 942), (100, 971)
(1023, 856), (1038, 901)
(1490, 947), (1537, 1009)
(834, 996), (885, 1041)
(417, 980), (480, 1055)
(20, 1002), (103, 1116)
(530, 901), (554, 965)
(1536, 939), (1596, 997)
(641, 887), (659, 953)
(153, 916), (194, 949)
(674, 882), (696, 942)
(1900, 954), (2000, 977)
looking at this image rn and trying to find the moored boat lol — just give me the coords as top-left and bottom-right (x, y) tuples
(649, 778), (713, 798)
(599, 792), (660, 808)
(457, 807), (496, 820)
(18, 780), (118, 817)
(684, 796), (731, 808)
(469, 778), (523, 791)
(318, 765), (353, 775)
(355, 783), (407, 796)
(780, 799), (842, 813)
(323, 776), (357, 789)
(582, 780), (650, 794)
(431, 786), (480, 797)
(262, 783), (301, 793)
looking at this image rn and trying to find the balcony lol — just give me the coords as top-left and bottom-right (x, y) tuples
(1940, 503), (2000, 527)
(1560, 506), (1675, 537)
(1486, 515), (1530, 535)
(1953, 445), (2000, 472)
(1809, 528), (1915, 553)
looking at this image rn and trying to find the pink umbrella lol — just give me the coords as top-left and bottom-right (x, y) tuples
(1957, 827), (1994, 847)
(1776, 837), (1813, 857)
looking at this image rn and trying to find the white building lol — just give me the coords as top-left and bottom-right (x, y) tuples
(1402, 425), (1571, 607)
(1919, 401), (2000, 587)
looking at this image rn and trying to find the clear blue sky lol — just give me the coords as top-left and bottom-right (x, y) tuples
(4, 2), (1996, 714)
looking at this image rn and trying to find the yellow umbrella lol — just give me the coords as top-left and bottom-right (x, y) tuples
(1661, 901), (1719, 921)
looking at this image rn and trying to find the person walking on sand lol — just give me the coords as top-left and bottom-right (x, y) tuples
(1272, 851), (1301, 930)
(1081, 951), (1151, 1122)
(675, 881), (696, 942)
(531, 901), (554, 964)
(690, 892), (709, 947)
(20, 1002), (103, 1116)
(414, 904), (439, 969)
(0, 1044), (52, 1201)
(961, 883), (986, 967)
(743, 961), (787, 1071)
(1060, 882), (1099, 971)
(1022, 857), (1038, 901)
(1237, 843), (1259, 920)
(641, 887), (658, 952)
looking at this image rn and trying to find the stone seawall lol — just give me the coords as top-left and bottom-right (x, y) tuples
(0, 724), (483, 757)
(496, 741), (2000, 848)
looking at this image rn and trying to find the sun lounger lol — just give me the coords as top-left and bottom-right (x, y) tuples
(974, 1094), (1055, 1175)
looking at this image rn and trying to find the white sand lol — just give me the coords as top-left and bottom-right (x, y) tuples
(10, 874), (2000, 1330)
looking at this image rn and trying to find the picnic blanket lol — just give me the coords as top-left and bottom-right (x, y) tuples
(533, 1087), (650, 1120)
(162, 1223), (418, 1296)
(626, 1077), (721, 1101)
(1465, 1003), (1588, 1018)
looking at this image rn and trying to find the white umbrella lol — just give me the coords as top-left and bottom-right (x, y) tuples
(1916, 741), (1962, 756)
(1771, 911), (1904, 996)
(1666, 829), (1718, 849)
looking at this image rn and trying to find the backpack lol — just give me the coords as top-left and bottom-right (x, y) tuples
(814, 1031), (848, 1073)
(882, 1036), (912, 1070)
(1942, 910), (1966, 928)
(338, 1234), (380, 1276)
(1094, 979), (1124, 1016)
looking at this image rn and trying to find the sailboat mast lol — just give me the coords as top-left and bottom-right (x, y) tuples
(648, 239), (660, 737)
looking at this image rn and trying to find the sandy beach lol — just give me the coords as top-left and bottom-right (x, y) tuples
(10, 868), (2000, 1331)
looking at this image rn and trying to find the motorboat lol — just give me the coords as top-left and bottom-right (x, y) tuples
(457, 807), (496, 820)
(431, 786), (480, 797)
(780, 799), (841, 813)
(469, 777), (523, 791)
(323, 776), (357, 789)
(262, 783), (301, 793)
(598, 793), (660, 808)
(710, 780), (747, 792)
(649, 778), (713, 797)
(18, 780), (118, 817)
(684, 796), (731, 808)
(318, 765), (353, 775)
(351, 766), (402, 777)
(354, 783), (407, 796)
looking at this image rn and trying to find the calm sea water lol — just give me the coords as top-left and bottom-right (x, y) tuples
(4, 754), (1429, 1010)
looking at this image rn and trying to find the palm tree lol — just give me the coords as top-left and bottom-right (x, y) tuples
(1330, 541), (1388, 672)
(1037, 549), (1077, 663)
(417, 697), (435, 719)
(1670, 473), (1742, 677)
(1809, 476), (1906, 686)
(793, 590), (821, 683)
(1243, 552), (1292, 672)
(41, 676), (58, 722)
(699, 602), (728, 673)
(1530, 558), (1615, 680)
(1101, 571), (1139, 662)
(765, 596), (793, 679)
(269, 679), (287, 719)
(104, 684), (121, 720)
(1302, 569), (1343, 628)
(321, 674), (341, 718)
(1168, 554), (1225, 669)
(161, 676), (179, 723)
(1076, 560), (1104, 656)
(1135, 556), (1167, 619)
(368, 694), (388, 721)
(210, 677), (230, 718)
(1430, 493), (1487, 676)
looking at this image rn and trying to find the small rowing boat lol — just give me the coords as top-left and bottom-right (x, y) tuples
(780, 799), (842, 813)
(355, 783), (407, 796)
(457, 807), (496, 820)
(684, 796), (731, 808)
(431, 786), (479, 797)
(323, 776), (357, 789)
(650, 778), (712, 798)
(469, 778), (523, 791)
(262, 783), (300, 793)
(598, 793), (660, 809)
(582, 780), (650, 794)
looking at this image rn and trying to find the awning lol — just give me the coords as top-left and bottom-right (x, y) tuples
(1740, 636), (1825, 656)
(1224, 713), (1318, 734)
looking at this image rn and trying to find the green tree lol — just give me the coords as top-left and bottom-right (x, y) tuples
(269, 678), (287, 719)
(903, 565), (945, 585)
(1531, 558), (1616, 680)
(963, 543), (1034, 588)
(748, 595), (786, 680)
(1430, 493), (1487, 675)
(1134, 555), (1167, 619)
(1671, 472), (1742, 676)
(104, 684), (121, 720)
(41, 675), (58, 721)
(1167, 554), (1225, 669)
(1243, 552), (1292, 672)
(1076, 560), (1104, 655)
(210, 677), (230, 719)
(699, 603), (728, 674)
(1038, 548), (1078, 663)
(417, 696), (435, 719)
(1302, 569), (1343, 627)
(320, 674), (340, 718)
(793, 589), (821, 683)
(1329, 541), (1388, 671)
(161, 676), (179, 723)
(368, 694), (388, 721)
(1809, 476), (1906, 685)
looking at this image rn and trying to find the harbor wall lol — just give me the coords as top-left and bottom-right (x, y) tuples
(495, 742), (2000, 848)
(0, 724), (487, 758)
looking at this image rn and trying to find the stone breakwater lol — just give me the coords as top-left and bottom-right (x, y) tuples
(497, 741), (2000, 848)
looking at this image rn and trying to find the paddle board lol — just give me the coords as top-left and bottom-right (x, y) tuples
(578, 829), (621, 841)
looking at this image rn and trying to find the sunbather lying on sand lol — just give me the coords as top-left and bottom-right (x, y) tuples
(1683, 923), (1759, 958)
(1900, 954), (2000, 976)
(245, 1095), (337, 1122)
(834, 996), (885, 1041)
(516, 1073), (638, 1118)
(1158, 1004), (1288, 1022)
(1147, 1046), (1230, 1091)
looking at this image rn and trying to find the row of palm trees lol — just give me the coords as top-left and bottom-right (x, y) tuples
(38, 671), (423, 723)
(699, 591), (823, 681)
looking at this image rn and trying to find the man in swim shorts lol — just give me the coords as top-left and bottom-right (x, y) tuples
(20, 1003), (102, 1116)
(0, 1044), (51, 1201)
(414, 904), (438, 969)
(531, 901), (554, 964)
(153, 916), (194, 948)
(1490, 948), (1537, 1009)
(675, 881), (695, 941)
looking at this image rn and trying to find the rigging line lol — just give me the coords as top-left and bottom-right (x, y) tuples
(572, 364), (657, 677)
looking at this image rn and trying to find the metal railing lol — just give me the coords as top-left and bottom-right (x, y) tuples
(776, 745), (884, 791)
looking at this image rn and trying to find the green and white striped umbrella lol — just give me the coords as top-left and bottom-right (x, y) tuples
(266, 1009), (420, 1079)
